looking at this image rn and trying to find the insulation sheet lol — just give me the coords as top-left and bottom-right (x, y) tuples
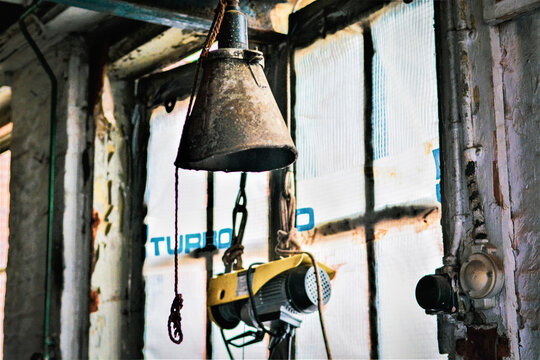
(293, 1), (443, 358)
(143, 100), (270, 358)
(372, 0), (440, 210)
(294, 24), (366, 225)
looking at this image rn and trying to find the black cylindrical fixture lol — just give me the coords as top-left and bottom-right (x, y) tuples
(286, 266), (331, 313)
(415, 274), (456, 313)
(217, 1), (248, 49)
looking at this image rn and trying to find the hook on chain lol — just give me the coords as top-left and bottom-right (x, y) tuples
(223, 172), (248, 273)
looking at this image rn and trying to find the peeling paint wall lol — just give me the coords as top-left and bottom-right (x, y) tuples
(437, 1), (539, 359)
(4, 38), (91, 359)
(498, 10), (540, 360)
(89, 74), (145, 359)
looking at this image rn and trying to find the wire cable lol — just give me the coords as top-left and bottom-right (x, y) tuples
(220, 328), (235, 360)
(275, 246), (333, 359)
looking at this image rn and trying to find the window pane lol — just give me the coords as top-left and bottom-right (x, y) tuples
(294, 24), (371, 358)
(144, 100), (207, 358)
(296, 231), (370, 359)
(375, 220), (444, 359)
(370, 1), (444, 358)
(372, 0), (440, 209)
(294, 25), (366, 225)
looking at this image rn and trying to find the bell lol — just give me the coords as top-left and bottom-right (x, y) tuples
(175, 1), (297, 172)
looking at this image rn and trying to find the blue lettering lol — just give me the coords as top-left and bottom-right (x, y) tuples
(150, 237), (164, 256)
(166, 235), (183, 255)
(203, 231), (217, 248)
(185, 233), (201, 254)
(433, 148), (441, 203)
(296, 207), (315, 232)
(218, 228), (232, 249)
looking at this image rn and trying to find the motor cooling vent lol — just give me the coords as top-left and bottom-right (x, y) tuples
(305, 266), (332, 306)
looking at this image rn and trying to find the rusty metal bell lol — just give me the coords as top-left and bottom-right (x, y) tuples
(174, 1), (297, 172)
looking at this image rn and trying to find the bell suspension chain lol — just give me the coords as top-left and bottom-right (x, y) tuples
(223, 172), (248, 273)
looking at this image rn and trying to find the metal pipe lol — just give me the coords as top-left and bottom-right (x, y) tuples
(440, 1), (467, 260)
(18, 1), (58, 358)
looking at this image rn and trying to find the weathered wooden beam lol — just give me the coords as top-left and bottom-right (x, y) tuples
(46, 0), (281, 32)
(48, 0), (212, 31)
(288, 0), (390, 49)
(108, 27), (205, 79)
(0, 5), (112, 74)
(108, 26), (286, 80)
(137, 60), (196, 107)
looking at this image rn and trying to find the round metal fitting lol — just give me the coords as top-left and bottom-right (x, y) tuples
(206, 49), (264, 67)
(459, 252), (503, 299)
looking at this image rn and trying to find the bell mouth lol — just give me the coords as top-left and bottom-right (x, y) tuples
(175, 146), (297, 172)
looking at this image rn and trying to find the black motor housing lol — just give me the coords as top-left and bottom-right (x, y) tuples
(211, 265), (332, 329)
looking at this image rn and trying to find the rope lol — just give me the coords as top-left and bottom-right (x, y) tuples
(174, 167), (179, 295)
(184, 0), (227, 122)
(169, 0), (228, 345)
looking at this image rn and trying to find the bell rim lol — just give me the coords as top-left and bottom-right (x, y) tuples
(175, 143), (298, 172)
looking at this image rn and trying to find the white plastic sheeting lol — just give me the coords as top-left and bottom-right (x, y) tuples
(375, 221), (444, 359)
(143, 100), (271, 358)
(294, 24), (366, 225)
(295, 232), (371, 359)
(143, 100), (208, 358)
(294, 23), (371, 358)
(372, 0), (440, 210)
(294, 1), (443, 358)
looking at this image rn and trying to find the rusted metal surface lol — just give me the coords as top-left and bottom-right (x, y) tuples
(455, 325), (510, 360)
(175, 48), (296, 172)
(300, 206), (438, 243)
(89, 290), (100, 314)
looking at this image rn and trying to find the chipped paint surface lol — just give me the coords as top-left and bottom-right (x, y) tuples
(438, 1), (539, 358)
(4, 38), (92, 359)
(89, 76), (141, 359)
(498, 10), (540, 360)
(108, 28), (206, 79)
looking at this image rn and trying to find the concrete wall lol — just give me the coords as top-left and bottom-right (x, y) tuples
(498, 11), (540, 360)
(437, 1), (539, 359)
(3, 38), (91, 359)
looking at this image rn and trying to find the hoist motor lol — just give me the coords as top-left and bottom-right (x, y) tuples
(208, 254), (335, 331)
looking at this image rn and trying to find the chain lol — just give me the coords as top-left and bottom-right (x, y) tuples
(223, 172), (248, 273)
(169, 0), (229, 345)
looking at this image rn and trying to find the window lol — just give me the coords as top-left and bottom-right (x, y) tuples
(293, 1), (444, 358)
(143, 98), (271, 358)
(141, 1), (443, 358)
